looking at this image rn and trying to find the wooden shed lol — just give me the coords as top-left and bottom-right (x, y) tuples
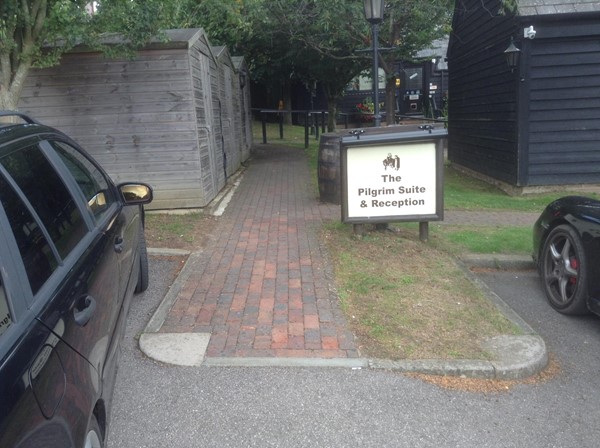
(18, 28), (251, 209)
(211, 45), (249, 178)
(448, 0), (600, 191)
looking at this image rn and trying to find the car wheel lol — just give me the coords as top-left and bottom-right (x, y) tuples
(134, 231), (149, 294)
(84, 415), (103, 448)
(540, 224), (589, 315)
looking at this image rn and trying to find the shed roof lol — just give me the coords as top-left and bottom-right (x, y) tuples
(231, 56), (245, 70)
(415, 37), (449, 59)
(66, 28), (208, 52)
(144, 28), (205, 50)
(518, 0), (600, 16)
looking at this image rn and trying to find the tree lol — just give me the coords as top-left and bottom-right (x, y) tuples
(162, 1), (451, 130)
(377, 0), (453, 121)
(162, 0), (253, 50)
(0, 0), (173, 110)
(240, 0), (452, 129)
(237, 0), (370, 130)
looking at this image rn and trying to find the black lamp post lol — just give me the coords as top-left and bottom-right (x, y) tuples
(364, 0), (385, 127)
(504, 37), (521, 72)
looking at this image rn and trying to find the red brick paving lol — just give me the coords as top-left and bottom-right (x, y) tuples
(160, 145), (359, 358)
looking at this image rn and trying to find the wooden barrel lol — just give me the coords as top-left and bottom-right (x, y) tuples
(318, 133), (342, 204)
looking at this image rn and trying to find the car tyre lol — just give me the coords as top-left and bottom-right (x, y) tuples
(540, 224), (589, 315)
(84, 415), (104, 448)
(134, 231), (149, 294)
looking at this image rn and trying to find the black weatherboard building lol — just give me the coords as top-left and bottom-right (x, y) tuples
(448, 0), (600, 191)
(338, 38), (449, 123)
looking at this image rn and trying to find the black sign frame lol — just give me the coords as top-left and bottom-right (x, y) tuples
(340, 128), (446, 225)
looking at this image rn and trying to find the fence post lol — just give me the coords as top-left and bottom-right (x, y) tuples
(279, 112), (284, 139)
(321, 111), (326, 133)
(314, 113), (320, 140)
(304, 111), (309, 149)
(262, 112), (267, 144)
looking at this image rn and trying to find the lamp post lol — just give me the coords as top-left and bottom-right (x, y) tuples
(364, 0), (385, 127)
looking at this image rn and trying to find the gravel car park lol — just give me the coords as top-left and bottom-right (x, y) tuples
(0, 111), (152, 448)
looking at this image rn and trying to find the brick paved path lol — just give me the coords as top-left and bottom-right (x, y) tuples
(158, 143), (541, 360)
(161, 145), (359, 358)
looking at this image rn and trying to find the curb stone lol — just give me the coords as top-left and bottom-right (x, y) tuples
(368, 334), (547, 380)
(138, 250), (548, 380)
(140, 170), (548, 379)
(460, 253), (535, 271)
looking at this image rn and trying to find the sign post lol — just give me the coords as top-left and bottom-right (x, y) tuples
(340, 127), (446, 240)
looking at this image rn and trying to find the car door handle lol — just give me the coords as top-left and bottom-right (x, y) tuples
(114, 235), (124, 253)
(74, 295), (96, 326)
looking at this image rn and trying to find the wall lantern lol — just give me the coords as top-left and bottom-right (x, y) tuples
(504, 38), (521, 72)
(364, 0), (385, 24)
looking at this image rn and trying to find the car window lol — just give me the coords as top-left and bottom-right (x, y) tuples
(0, 276), (11, 338)
(49, 141), (115, 221)
(0, 144), (88, 261)
(0, 172), (58, 295)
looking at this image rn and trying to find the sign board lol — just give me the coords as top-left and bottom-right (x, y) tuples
(340, 128), (446, 224)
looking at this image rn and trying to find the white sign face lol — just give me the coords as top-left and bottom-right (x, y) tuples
(345, 142), (437, 219)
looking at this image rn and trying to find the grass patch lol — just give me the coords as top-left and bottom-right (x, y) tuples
(144, 212), (218, 249)
(428, 224), (532, 255)
(389, 222), (533, 255)
(437, 226), (531, 255)
(323, 223), (520, 361)
(444, 164), (599, 211)
(252, 120), (321, 185)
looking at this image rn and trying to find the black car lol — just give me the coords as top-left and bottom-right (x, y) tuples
(533, 195), (600, 317)
(0, 111), (152, 447)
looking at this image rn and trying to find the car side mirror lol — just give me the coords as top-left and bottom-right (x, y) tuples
(118, 183), (153, 205)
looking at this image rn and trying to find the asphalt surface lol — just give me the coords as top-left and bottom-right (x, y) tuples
(479, 269), (600, 384)
(107, 256), (600, 448)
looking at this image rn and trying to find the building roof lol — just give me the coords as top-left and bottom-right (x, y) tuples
(231, 56), (246, 71)
(415, 38), (449, 59)
(518, 0), (600, 16)
(65, 28), (207, 52)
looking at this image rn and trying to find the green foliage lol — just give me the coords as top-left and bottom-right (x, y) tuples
(0, 0), (174, 109)
(164, 0), (453, 130)
(162, 0), (253, 49)
(434, 226), (532, 255)
(500, 0), (519, 15)
(444, 165), (600, 212)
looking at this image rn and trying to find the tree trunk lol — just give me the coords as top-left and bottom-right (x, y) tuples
(325, 87), (338, 132)
(327, 100), (337, 132)
(0, 57), (31, 111)
(0, 89), (20, 111)
(385, 77), (396, 126)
